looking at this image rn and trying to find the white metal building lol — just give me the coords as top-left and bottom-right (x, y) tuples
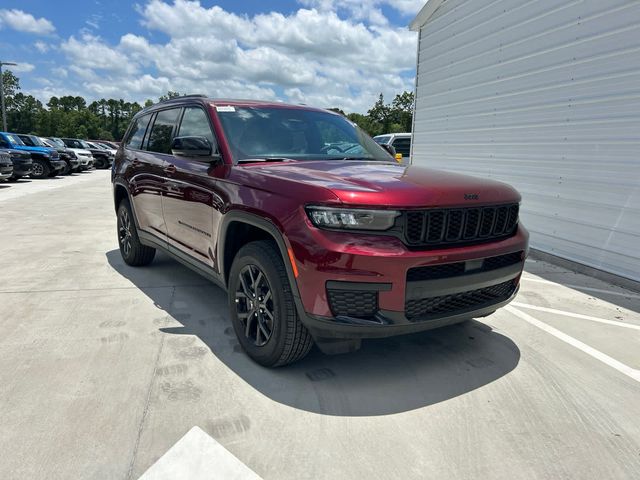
(409, 0), (640, 282)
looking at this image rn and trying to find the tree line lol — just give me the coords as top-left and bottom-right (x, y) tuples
(1, 70), (413, 140)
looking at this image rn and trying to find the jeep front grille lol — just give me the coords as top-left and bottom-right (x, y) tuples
(403, 204), (519, 247)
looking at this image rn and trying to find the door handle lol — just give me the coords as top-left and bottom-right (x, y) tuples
(164, 164), (177, 175)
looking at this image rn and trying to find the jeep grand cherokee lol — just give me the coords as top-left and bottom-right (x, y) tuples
(112, 95), (529, 367)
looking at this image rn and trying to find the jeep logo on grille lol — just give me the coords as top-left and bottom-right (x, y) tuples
(464, 193), (479, 200)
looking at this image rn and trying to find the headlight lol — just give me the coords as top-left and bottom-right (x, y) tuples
(306, 206), (399, 231)
(68, 151), (77, 159)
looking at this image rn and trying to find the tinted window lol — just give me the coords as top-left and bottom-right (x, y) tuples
(18, 135), (36, 146)
(147, 108), (181, 154)
(392, 137), (411, 156)
(125, 114), (152, 150)
(178, 107), (215, 148)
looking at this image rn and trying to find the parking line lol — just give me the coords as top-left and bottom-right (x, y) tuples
(506, 306), (640, 383)
(138, 426), (262, 480)
(511, 302), (640, 331)
(520, 277), (640, 299)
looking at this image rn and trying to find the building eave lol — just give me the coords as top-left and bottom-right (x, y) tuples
(409, 0), (446, 31)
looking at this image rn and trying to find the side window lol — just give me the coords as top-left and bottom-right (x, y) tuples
(178, 107), (216, 148)
(147, 108), (181, 154)
(125, 114), (152, 150)
(392, 137), (411, 156)
(19, 136), (35, 146)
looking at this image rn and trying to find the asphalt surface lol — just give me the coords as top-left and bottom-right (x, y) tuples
(1, 171), (639, 479)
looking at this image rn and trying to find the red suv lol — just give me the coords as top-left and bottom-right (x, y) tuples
(112, 95), (528, 367)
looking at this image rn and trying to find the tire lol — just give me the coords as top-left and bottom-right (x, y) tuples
(229, 241), (313, 367)
(95, 158), (106, 169)
(30, 159), (50, 179)
(61, 161), (71, 175)
(117, 198), (156, 266)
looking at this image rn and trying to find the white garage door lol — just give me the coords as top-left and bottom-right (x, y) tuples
(411, 0), (640, 282)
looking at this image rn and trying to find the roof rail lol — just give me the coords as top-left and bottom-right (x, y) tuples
(158, 94), (208, 104)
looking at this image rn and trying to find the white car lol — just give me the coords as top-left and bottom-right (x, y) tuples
(373, 133), (412, 164)
(47, 137), (94, 171)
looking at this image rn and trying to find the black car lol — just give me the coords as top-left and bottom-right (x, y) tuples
(39, 137), (80, 175)
(0, 150), (13, 181)
(0, 148), (33, 181)
(61, 138), (113, 169)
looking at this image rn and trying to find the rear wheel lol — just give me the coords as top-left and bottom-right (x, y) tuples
(229, 241), (313, 367)
(117, 199), (156, 266)
(30, 159), (50, 179)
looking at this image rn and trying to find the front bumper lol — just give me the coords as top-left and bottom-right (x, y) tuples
(288, 219), (529, 340)
(0, 165), (13, 179)
(51, 159), (66, 171)
(11, 161), (33, 177)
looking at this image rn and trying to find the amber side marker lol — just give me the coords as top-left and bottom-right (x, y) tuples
(287, 248), (299, 278)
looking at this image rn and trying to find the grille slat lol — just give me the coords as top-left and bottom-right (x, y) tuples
(404, 204), (519, 247)
(405, 280), (516, 321)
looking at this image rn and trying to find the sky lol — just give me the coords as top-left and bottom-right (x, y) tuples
(0, 0), (423, 113)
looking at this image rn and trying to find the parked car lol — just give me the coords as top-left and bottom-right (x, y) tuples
(39, 137), (80, 175)
(89, 140), (119, 150)
(373, 133), (412, 164)
(0, 132), (65, 178)
(46, 137), (94, 172)
(0, 148), (33, 181)
(62, 138), (112, 169)
(112, 97), (528, 367)
(0, 150), (13, 181)
(87, 141), (117, 159)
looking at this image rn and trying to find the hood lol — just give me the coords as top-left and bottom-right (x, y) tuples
(244, 161), (520, 208)
(67, 148), (92, 155)
(13, 145), (56, 156)
(0, 148), (30, 159)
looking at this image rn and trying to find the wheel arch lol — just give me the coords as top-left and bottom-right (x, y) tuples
(219, 211), (299, 296)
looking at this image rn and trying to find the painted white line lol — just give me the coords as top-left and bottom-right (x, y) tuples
(506, 306), (640, 383)
(511, 302), (640, 331)
(520, 276), (640, 299)
(138, 426), (263, 480)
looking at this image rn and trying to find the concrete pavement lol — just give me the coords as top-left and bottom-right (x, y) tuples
(1, 171), (639, 479)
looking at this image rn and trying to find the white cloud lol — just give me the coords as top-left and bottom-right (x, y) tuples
(9, 62), (35, 73)
(0, 9), (55, 35)
(51, 0), (417, 112)
(34, 41), (50, 53)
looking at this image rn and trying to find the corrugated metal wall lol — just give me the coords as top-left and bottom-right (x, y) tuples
(411, 0), (640, 282)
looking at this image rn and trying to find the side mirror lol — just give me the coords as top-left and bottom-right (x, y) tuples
(171, 136), (219, 159)
(380, 143), (396, 158)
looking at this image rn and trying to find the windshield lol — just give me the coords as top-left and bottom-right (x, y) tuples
(28, 136), (47, 147)
(216, 106), (393, 163)
(373, 135), (391, 145)
(78, 139), (91, 149)
(5, 134), (25, 146)
(48, 138), (65, 148)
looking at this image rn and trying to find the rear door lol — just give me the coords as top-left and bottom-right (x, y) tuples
(162, 105), (223, 270)
(124, 110), (178, 241)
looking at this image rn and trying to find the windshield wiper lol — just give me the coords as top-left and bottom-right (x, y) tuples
(237, 157), (296, 164)
(324, 156), (376, 161)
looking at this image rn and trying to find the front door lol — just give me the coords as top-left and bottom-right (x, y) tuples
(162, 106), (223, 270)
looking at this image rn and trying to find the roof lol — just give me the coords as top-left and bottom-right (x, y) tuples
(409, 0), (445, 31)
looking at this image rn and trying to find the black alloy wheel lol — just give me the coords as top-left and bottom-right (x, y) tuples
(235, 264), (275, 347)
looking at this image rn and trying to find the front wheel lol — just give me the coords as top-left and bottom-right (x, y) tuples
(229, 241), (313, 367)
(117, 199), (156, 266)
(30, 159), (50, 179)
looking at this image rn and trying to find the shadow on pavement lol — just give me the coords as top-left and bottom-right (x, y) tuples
(107, 249), (520, 416)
